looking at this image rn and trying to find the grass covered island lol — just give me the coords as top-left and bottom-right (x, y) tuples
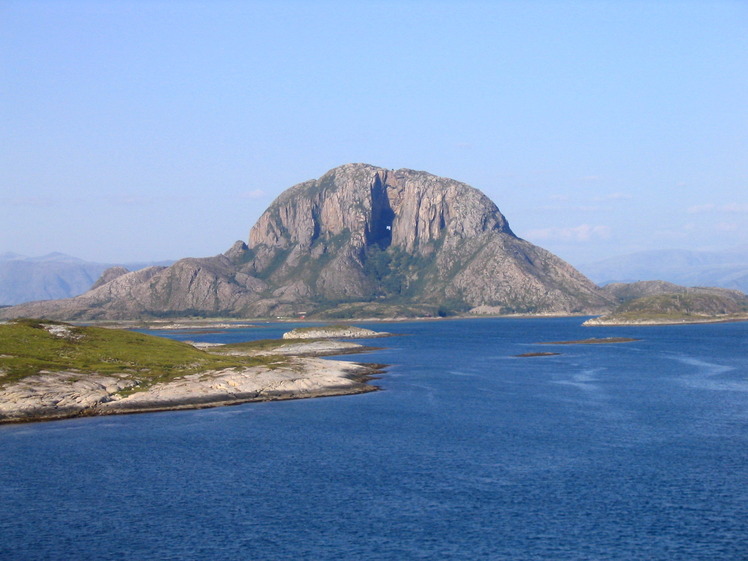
(0, 319), (384, 424)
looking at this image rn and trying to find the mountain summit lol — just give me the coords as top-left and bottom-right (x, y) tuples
(0, 164), (611, 319)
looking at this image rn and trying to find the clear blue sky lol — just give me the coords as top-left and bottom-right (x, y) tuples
(2, 0), (746, 267)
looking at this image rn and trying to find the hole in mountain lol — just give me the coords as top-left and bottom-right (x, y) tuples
(368, 176), (394, 249)
(311, 209), (321, 244)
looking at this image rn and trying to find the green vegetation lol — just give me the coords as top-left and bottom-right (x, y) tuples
(355, 242), (472, 317)
(363, 244), (446, 300)
(364, 245), (409, 296)
(313, 301), (441, 319)
(0, 318), (285, 389)
(212, 338), (305, 353)
(253, 247), (292, 280)
(618, 292), (748, 315)
(595, 311), (748, 323)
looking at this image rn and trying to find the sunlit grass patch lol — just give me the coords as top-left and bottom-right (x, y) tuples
(0, 319), (286, 389)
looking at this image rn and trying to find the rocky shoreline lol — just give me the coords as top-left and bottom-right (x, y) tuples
(583, 314), (748, 326)
(0, 338), (384, 425)
(282, 325), (391, 339)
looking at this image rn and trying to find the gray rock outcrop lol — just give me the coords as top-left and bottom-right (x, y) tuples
(0, 358), (377, 423)
(282, 326), (388, 339)
(90, 266), (130, 290)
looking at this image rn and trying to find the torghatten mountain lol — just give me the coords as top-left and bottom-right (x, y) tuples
(0, 164), (614, 320)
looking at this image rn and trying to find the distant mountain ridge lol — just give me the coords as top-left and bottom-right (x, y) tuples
(0, 253), (173, 306)
(0, 164), (612, 319)
(0, 252), (88, 264)
(579, 248), (748, 293)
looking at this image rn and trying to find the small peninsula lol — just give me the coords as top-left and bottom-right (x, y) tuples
(0, 319), (383, 424)
(584, 288), (748, 326)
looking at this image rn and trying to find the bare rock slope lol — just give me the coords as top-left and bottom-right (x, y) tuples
(0, 358), (376, 423)
(0, 164), (612, 319)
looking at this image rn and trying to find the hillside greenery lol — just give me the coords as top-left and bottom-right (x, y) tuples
(591, 289), (748, 324)
(617, 291), (748, 316)
(0, 319), (284, 388)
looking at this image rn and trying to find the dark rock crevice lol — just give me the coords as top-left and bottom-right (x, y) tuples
(367, 174), (394, 250)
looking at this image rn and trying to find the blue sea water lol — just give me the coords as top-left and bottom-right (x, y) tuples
(1, 318), (747, 560)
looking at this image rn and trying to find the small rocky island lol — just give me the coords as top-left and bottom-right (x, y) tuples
(538, 337), (640, 345)
(0, 319), (384, 424)
(282, 325), (390, 339)
(513, 337), (639, 358)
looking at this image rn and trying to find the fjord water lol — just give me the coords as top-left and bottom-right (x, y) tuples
(1, 318), (746, 560)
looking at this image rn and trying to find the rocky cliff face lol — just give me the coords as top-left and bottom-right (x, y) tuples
(250, 164), (511, 253)
(243, 163), (608, 315)
(90, 266), (130, 290)
(0, 163), (614, 319)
